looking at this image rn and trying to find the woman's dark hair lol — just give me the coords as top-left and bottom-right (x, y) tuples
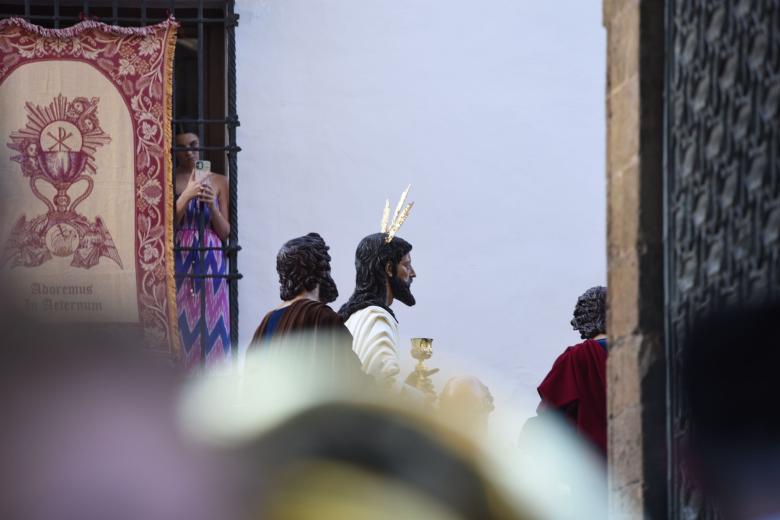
(175, 120), (198, 136)
(338, 233), (412, 321)
(277, 233), (336, 302)
(570, 286), (607, 339)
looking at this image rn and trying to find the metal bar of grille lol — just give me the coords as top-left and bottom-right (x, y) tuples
(53, 0), (60, 28)
(140, 0), (147, 26)
(196, 0), (206, 368)
(171, 145), (241, 151)
(0, 15), (230, 24)
(175, 273), (242, 280)
(226, 0), (239, 355)
(175, 245), (242, 253)
(111, 0), (117, 25)
(174, 117), (239, 125)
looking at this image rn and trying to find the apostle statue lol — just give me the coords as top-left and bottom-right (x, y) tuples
(338, 186), (432, 390)
(526, 286), (608, 457)
(249, 233), (366, 385)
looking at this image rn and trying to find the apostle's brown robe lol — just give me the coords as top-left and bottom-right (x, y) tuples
(249, 299), (369, 388)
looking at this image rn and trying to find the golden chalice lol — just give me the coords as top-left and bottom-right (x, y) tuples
(405, 337), (439, 400)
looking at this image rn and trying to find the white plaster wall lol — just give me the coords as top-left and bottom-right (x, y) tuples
(235, 0), (605, 426)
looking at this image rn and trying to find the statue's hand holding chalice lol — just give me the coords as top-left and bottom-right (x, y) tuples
(405, 338), (439, 400)
(404, 366), (440, 389)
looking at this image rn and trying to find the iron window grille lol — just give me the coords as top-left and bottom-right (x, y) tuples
(0, 0), (243, 366)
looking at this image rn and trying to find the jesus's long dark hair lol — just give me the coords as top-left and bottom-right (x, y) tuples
(338, 233), (412, 322)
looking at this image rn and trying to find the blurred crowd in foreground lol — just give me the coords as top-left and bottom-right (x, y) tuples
(1, 297), (779, 519)
(0, 309), (605, 520)
(2, 253), (779, 520)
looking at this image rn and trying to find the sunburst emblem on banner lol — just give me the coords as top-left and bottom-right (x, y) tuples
(3, 94), (122, 269)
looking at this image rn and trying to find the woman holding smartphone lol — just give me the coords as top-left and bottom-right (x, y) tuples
(174, 131), (231, 370)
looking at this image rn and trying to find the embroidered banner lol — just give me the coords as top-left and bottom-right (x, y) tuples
(0, 18), (180, 356)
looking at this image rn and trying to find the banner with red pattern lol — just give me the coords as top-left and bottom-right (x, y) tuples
(0, 17), (180, 356)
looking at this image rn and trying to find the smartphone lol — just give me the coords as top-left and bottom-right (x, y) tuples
(194, 160), (211, 184)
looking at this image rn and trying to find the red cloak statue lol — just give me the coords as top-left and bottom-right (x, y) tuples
(537, 338), (607, 456)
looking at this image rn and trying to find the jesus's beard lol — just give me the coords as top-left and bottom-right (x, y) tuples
(390, 276), (416, 307)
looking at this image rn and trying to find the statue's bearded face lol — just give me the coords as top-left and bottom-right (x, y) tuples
(389, 253), (416, 306)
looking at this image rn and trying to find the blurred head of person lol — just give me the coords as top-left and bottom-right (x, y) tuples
(233, 402), (526, 520)
(684, 299), (780, 520)
(439, 376), (495, 437)
(0, 321), (235, 520)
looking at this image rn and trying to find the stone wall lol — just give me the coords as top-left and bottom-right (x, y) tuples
(603, 1), (666, 518)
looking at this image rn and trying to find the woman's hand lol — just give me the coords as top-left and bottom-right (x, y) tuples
(181, 170), (202, 202)
(197, 183), (217, 208)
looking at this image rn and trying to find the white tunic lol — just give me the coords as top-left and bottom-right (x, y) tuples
(344, 305), (401, 386)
